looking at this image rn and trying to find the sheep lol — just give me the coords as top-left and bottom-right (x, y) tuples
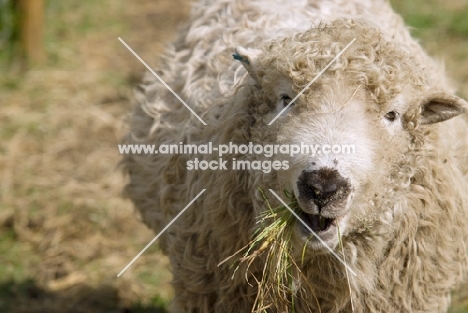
(121, 0), (468, 312)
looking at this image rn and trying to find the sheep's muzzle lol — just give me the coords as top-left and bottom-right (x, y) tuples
(296, 168), (351, 239)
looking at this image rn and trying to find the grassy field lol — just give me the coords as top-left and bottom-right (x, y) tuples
(0, 0), (467, 312)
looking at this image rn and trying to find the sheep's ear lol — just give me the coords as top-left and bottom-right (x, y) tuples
(233, 46), (262, 84)
(419, 91), (468, 124)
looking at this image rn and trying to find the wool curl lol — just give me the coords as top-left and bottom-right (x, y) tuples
(254, 19), (426, 107)
(121, 0), (468, 312)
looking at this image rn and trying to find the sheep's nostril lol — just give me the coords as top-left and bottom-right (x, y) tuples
(298, 168), (350, 208)
(309, 183), (337, 202)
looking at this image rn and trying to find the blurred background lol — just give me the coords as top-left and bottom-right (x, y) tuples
(0, 0), (467, 312)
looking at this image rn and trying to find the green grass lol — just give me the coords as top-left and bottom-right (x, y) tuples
(391, 0), (468, 100)
(0, 0), (20, 66)
(392, 0), (468, 36)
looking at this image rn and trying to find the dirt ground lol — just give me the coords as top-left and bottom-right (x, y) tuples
(0, 0), (467, 312)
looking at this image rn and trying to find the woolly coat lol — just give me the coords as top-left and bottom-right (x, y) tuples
(122, 0), (468, 312)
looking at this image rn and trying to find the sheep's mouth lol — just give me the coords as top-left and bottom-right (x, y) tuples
(299, 211), (336, 233)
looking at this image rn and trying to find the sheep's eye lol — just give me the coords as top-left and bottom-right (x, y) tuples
(280, 94), (292, 107)
(384, 111), (398, 122)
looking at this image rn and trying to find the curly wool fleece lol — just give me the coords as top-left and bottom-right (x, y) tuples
(122, 0), (468, 312)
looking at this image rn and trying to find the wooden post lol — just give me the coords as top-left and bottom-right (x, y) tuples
(19, 0), (44, 65)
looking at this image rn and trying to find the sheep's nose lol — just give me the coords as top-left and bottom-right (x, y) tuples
(297, 169), (350, 209)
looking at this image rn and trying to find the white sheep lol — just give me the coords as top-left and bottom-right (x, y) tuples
(122, 0), (468, 312)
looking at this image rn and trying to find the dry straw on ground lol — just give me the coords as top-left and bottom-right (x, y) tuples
(0, 0), (190, 312)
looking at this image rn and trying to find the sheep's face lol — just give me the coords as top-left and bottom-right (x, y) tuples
(271, 77), (412, 251)
(235, 21), (467, 252)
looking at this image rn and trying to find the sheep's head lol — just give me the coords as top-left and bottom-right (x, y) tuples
(235, 20), (468, 252)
